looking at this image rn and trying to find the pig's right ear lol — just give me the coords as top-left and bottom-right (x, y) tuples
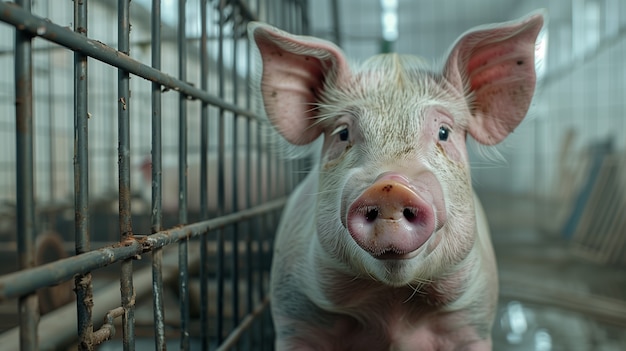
(248, 22), (351, 145)
(443, 11), (545, 145)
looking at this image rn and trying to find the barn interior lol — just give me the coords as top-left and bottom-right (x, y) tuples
(0, 0), (625, 350)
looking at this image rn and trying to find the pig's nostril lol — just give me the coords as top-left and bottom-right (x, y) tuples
(403, 208), (418, 222)
(365, 208), (379, 222)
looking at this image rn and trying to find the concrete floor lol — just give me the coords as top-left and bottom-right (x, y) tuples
(481, 191), (626, 351)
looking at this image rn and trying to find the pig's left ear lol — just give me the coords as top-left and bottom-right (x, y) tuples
(443, 11), (545, 145)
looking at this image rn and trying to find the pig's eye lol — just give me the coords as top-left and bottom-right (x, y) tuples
(438, 126), (450, 142)
(332, 125), (350, 142)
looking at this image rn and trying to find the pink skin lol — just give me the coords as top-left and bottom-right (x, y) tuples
(249, 10), (544, 351)
(344, 172), (446, 259)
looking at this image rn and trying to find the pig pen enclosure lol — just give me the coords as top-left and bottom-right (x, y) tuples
(1, 1), (626, 351)
(0, 0), (310, 350)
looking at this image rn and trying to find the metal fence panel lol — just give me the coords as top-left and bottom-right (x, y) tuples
(0, 0), (311, 350)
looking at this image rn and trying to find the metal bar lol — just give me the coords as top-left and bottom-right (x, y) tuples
(216, 297), (271, 351)
(117, 1), (135, 350)
(46, 0), (56, 204)
(255, 97), (266, 349)
(217, 0), (226, 343)
(144, 198), (286, 248)
(330, 0), (342, 45)
(150, 1), (166, 350)
(91, 307), (124, 344)
(199, 0), (211, 349)
(0, 199), (286, 302)
(177, 1), (190, 350)
(243, 11), (254, 347)
(14, 0), (38, 349)
(73, 0), (94, 349)
(301, 0), (310, 35)
(0, 2), (258, 120)
(0, 242), (203, 351)
(252, 2), (264, 341)
(230, 4), (241, 337)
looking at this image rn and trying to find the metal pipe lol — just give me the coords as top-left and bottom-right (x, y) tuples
(177, 1), (190, 350)
(14, 0), (38, 349)
(199, 0), (211, 349)
(216, 0), (226, 343)
(46, 0), (56, 204)
(330, 0), (342, 46)
(0, 2), (258, 120)
(150, 1), (166, 349)
(230, 4), (241, 337)
(0, 245), (200, 351)
(73, 0), (94, 349)
(91, 307), (124, 344)
(243, 12), (254, 346)
(0, 199), (286, 302)
(117, 1), (135, 350)
(216, 297), (270, 351)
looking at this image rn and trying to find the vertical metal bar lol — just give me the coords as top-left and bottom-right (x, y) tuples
(74, 0), (94, 350)
(216, 0), (226, 343)
(177, 1), (190, 350)
(199, 0), (211, 349)
(255, 2), (265, 345)
(46, 0), (56, 204)
(256, 110), (266, 349)
(230, 4), (241, 339)
(150, 1), (166, 350)
(118, 1), (135, 350)
(244, 4), (254, 346)
(15, 0), (38, 350)
(301, 0), (310, 35)
(331, 0), (342, 46)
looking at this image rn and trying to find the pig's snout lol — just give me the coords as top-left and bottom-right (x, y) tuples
(346, 173), (445, 259)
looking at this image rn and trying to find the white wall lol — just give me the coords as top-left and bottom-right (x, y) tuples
(308, 0), (626, 197)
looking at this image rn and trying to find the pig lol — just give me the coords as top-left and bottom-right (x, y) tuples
(248, 10), (544, 351)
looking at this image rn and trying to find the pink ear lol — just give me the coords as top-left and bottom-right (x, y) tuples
(444, 11), (545, 145)
(249, 23), (351, 145)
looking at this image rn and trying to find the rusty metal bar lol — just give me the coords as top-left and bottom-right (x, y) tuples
(0, 199), (286, 302)
(150, 0), (166, 350)
(73, 0), (94, 350)
(91, 307), (124, 344)
(0, 242), (201, 350)
(117, 1), (135, 350)
(0, 2), (257, 120)
(14, 0), (38, 349)
(199, 0), (211, 349)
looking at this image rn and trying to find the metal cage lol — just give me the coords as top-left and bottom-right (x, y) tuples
(0, 0), (311, 350)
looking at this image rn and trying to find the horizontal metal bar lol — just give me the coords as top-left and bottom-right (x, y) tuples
(0, 243), (195, 351)
(144, 197), (286, 250)
(0, 198), (287, 301)
(0, 240), (142, 302)
(0, 2), (258, 120)
(216, 297), (270, 351)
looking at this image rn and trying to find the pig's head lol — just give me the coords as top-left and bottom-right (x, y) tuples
(249, 12), (544, 287)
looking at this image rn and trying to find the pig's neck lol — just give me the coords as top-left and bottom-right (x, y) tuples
(305, 233), (491, 327)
